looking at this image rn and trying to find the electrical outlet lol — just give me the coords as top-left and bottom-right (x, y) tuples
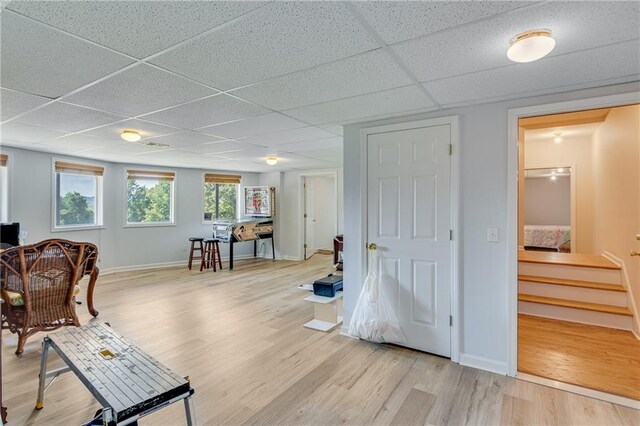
(487, 227), (499, 243)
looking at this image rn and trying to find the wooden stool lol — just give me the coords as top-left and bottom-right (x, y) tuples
(200, 238), (222, 272)
(188, 237), (204, 270)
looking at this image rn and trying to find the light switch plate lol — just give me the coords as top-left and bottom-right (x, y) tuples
(487, 227), (499, 243)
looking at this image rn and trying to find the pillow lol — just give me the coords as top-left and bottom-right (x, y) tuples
(3, 290), (24, 306)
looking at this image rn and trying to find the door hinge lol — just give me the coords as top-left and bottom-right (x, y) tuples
(449, 230), (453, 240)
(304, 213), (307, 218)
(304, 244), (307, 249)
(449, 315), (453, 327)
(449, 144), (453, 156)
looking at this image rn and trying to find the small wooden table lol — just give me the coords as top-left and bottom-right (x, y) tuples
(36, 322), (195, 425)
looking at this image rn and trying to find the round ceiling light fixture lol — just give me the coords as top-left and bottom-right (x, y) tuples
(507, 29), (555, 63)
(266, 157), (278, 166)
(121, 130), (141, 142)
(553, 132), (562, 143)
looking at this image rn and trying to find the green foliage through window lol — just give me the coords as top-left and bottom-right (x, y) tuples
(55, 173), (98, 227)
(127, 178), (173, 223)
(204, 183), (237, 221)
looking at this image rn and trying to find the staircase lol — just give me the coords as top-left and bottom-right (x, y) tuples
(518, 251), (634, 331)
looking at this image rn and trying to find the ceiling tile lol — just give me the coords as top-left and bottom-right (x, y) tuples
(0, 11), (135, 98)
(37, 134), (113, 154)
(80, 140), (171, 156)
(183, 139), (255, 155)
(64, 64), (217, 116)
(198, 113), (308, 139)
(6, 1), (266, 59)
(14, 102), (125, 133)
(142, 131), (225, 149)
(284, 85), (435, 125)
(424, 40), (640, 107)
(141, 94), (269, 129)
(353, 1), (536, 45)
(151, 1), (379, 90)
(318, 124), (344, 136)
(243, 126), (335, 147)
(79, 118), (182, 141)
(232, 49), (413, 110)
(394, 1), (640, 82)
(278, 137), (343, 153)
(0, 122), (67, 144)
(296, 147), (344, 159)
(0, 89), (51, 121)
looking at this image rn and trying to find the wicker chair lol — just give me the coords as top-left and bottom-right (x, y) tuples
(0, 239), (98, 355)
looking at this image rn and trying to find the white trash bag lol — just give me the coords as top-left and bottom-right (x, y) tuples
(348, 247), (405, 344)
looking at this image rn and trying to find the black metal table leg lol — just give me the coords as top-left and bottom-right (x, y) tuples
(229, 241), (234, 270)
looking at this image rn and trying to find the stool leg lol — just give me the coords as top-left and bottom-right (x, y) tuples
(211, 243), (217, 272)
(188, 241), (195, 270)
(36, 338), (51, 409)
(200, 243), (208, 271)
(184, 395), (196, 426)
(216, 242), (222, 270)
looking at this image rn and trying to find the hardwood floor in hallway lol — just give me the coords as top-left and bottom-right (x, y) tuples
(2, 255), (638, 425)
(518, 314), (640, 401)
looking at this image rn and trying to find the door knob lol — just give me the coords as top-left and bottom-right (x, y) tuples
(631, 251), (640, 257)
(366, 243), (377, 251)
(636, 234), (640, 241)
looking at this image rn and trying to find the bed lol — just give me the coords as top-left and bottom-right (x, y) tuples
(524, 225), (571, 252)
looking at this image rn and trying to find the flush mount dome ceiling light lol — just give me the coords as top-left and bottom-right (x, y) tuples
(121, 130), (141, 142)
(507, 29), (555, 63)
(266, 157), (278, 166)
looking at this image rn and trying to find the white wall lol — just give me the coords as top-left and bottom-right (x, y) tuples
(343, 81), (639, 373)
(592, 104), (640, 333)
(524, 135), (594, 252)
(1, 146), (260, 271)
(524, 176), (570, 226)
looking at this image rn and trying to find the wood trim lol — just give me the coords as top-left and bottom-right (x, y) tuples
(518, 251), (621, 270)
(204, 173), (241, 184)
(127, 170), (175, 181)
(55, 161), (104, 176)
(518, 294), (633, 316)
(518, 274), (627, 292)
(0, 154), (7, 167)
(518, 107), (612, 130)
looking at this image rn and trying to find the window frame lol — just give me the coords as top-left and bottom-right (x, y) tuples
(51, 158), (105, 232)
(124, 168), (177, 228)
(201, 173), (240, 224)
(0, 153), (9, 223)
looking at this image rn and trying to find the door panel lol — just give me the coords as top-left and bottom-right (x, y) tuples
(367, 124), (451, 356)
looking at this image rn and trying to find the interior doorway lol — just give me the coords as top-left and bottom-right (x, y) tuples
(302, 173), (338, 260)
(511, 100), (640, 405)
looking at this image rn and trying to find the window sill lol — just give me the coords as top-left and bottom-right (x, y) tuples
(124, 222), (176, 228)
(51, 225), (105, 232)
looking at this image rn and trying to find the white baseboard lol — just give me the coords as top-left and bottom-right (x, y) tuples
(100, 254), (260, 275)
(459, 353), (508, 375)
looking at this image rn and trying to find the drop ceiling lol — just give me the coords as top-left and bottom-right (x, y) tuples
(1, 1), (638, 172)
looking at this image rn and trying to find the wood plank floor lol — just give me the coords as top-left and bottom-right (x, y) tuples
(518, 314), (640, 401)
(2, 255), (638, 425)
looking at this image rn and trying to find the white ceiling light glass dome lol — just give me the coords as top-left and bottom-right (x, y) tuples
(507, 29), (556, 63)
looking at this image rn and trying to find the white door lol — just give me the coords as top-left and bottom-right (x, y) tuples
(304, 178), (315, 259)
(367, 124), (452, 356)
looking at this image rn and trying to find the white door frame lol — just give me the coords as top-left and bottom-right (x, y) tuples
(298, 171), (339, 261)
(359, 115), (460, 362)
(506, 91), (640, 377)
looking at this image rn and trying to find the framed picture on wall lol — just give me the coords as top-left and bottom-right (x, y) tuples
(244, 186), (275, 217)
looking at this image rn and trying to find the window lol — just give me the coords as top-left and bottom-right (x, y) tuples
(0, 153), (8, 222)
(126, 169), (175, 225)
(203, 173), (240, 222)
(54, 161), (104, 229)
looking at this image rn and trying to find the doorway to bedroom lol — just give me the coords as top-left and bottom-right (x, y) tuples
(516, 103), (640, 402)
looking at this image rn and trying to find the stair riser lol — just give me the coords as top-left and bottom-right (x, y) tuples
(519, 301), (633, 331)
(519, 262), (621, 284)
(519, 281), (628, 307)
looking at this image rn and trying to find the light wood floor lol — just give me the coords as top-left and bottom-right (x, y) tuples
(3, 255), (638, 425)
(518, 314), (640, 401)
